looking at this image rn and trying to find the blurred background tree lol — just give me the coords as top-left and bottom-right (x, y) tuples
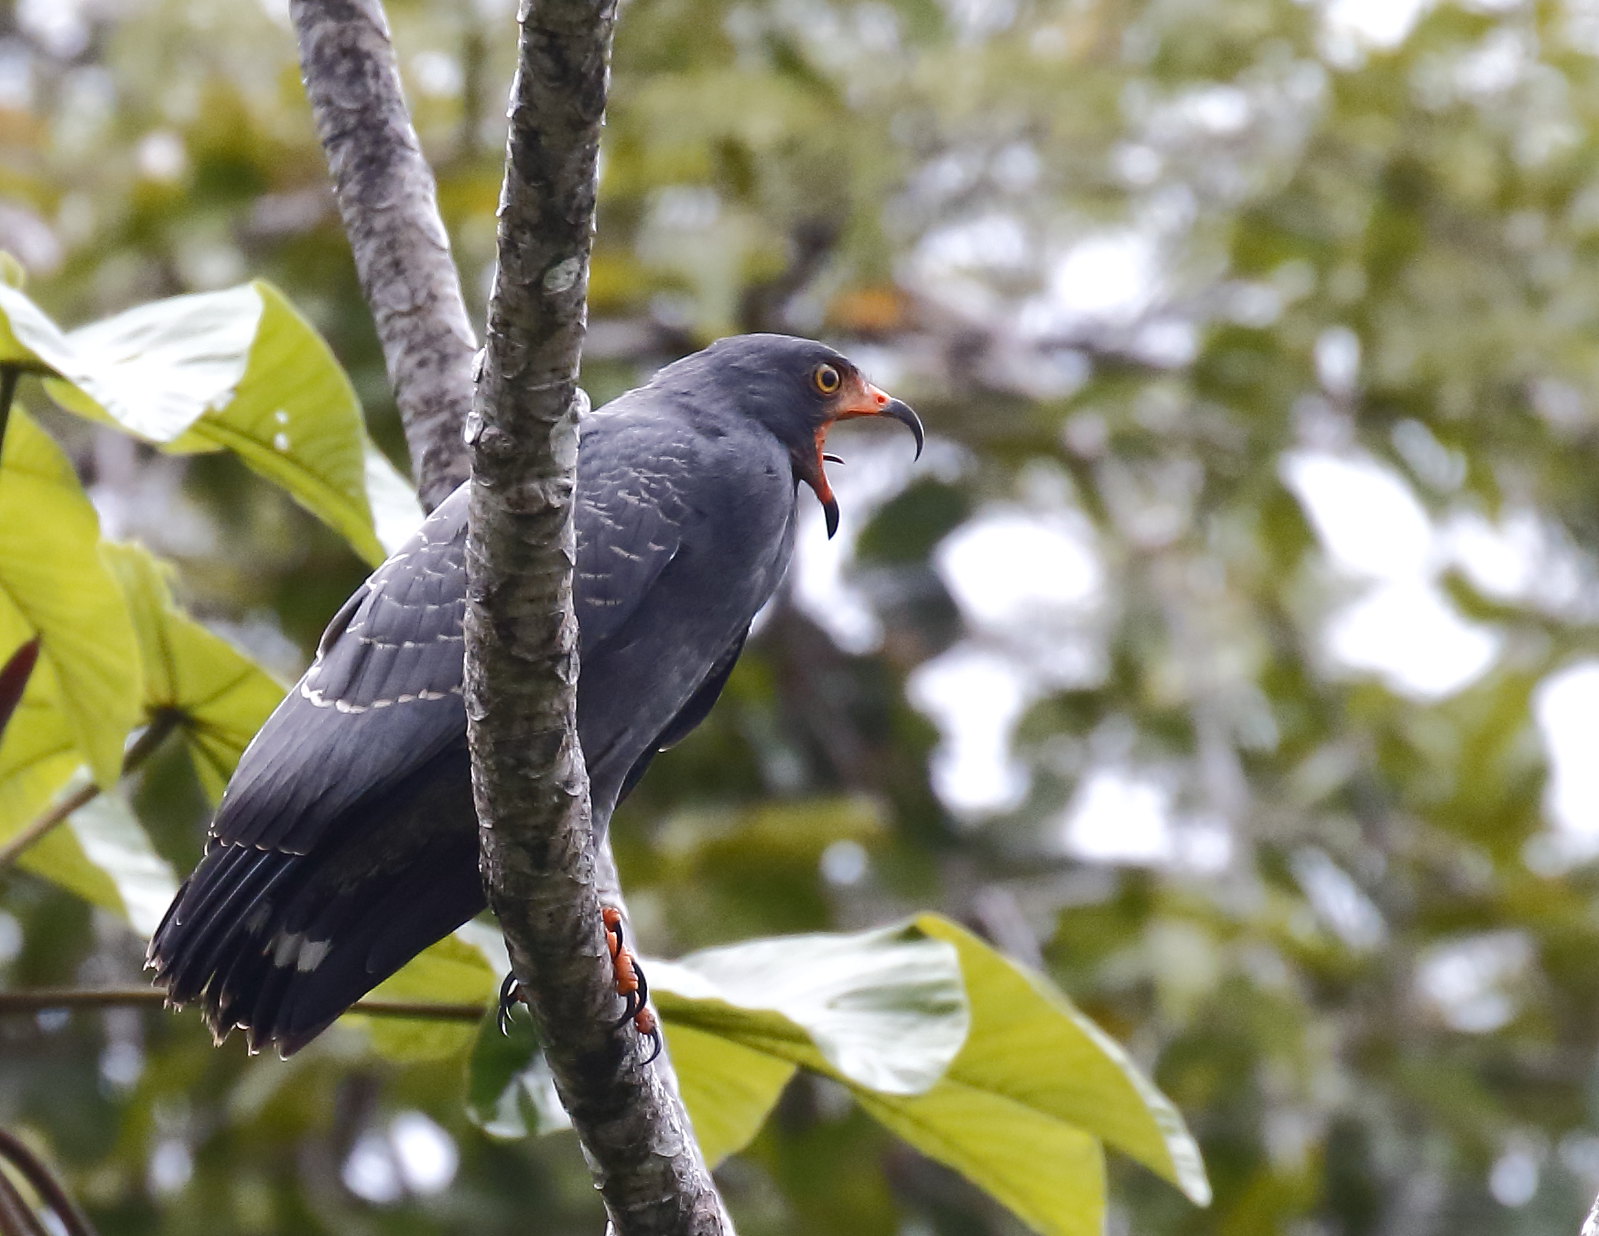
(5, 0), (1599, 1231)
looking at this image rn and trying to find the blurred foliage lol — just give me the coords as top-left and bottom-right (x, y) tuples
(4, 0), (1599, 1231)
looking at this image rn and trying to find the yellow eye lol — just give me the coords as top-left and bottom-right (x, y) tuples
(813, 363), (842, 395)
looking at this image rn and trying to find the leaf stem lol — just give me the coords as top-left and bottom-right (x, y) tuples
(0, 1128), (98, 1236)
(0, 709), (183, 872)
(0, 1167), (51, 1236)
(0, 364), (20, 465)
(0, 988), (485, 1022)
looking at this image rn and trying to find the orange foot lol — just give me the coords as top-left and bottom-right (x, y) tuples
(603, 906), (662, 1064)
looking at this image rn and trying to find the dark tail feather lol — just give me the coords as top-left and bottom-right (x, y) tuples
(148, 831), (483, 1056)
(150, 846), (296, 1005)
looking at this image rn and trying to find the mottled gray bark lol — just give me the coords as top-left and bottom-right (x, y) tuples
(289, 0), (477, 512)
(460, 0), (732, 1232)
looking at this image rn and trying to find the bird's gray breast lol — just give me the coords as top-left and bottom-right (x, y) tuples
(571, 411), (797, 817)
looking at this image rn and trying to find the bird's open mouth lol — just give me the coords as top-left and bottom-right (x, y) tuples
(806, 379), (924, 537)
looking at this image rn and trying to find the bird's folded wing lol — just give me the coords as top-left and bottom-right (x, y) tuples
(209, 414), (693, 857)
(572, 415), (693, 653)
(208, 488), (473, 855)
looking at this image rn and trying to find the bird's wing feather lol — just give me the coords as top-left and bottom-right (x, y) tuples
(571, 413), (693, 653)
(208, 413), (694, 858)
(208, 488), (472, 854)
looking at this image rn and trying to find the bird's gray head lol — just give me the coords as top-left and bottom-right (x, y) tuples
(651, 333), (923, 537)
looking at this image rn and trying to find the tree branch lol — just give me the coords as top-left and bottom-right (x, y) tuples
(0, 1130), (97, 1236)
(288, 0), (477, 512)
(461, 0), (730, 1231)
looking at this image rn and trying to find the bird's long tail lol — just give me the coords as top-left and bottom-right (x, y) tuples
(149, 822), (483, 1057)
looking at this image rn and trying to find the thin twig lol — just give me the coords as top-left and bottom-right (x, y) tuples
(0, 988), (484, 1022)
(0, 1130), (97, 1236)
(0, 711), (182, 873)
(288, 0), (477, 512)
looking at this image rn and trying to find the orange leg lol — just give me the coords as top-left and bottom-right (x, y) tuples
(603, 906), (661, 1063)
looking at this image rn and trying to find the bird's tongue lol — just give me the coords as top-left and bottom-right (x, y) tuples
(808, 430), (841, 539)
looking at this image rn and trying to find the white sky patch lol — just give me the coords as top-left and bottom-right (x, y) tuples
(1489, 1141), (1542, 1209)
(788, 436), (935, 650)
(915, 212), (1031, 273)
(342, 1113), (458, 1203)
(1416, 931), (1533, 1034)
(391, 1112), (459, 1195)
(1284, 450), (1501, 697)
(936, 510), (1102, 629)
(16, 0), (90, 57)
(1325, 581), (1500, 698)
(1048, 231), (1161, 329)
(136, 131), (187, 184)
(908, 507), (1109, 818)
(148, 1139), (193, 1196)
(1056, 775), (1233, 872)
(1533, 663), (1599, 863)
(908, 645), (1031, 816)
(1176, 85), (1251, 135)
(1444, 509), (1542, 599)
(410, 50), (464, 98)
(1282, 451), (1434, 580)
(1442, 508), (1596, 619)
(1321, 0), (1434, 52)
(1315, 326), (1361, 397)
(343, 1131), (404, 1204)
(1059, 768), (1173, 865)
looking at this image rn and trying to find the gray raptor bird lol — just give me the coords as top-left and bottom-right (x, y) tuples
(148, 333), (923, 1055)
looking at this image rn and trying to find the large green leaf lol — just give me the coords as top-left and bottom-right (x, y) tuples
(0, 656), (80, 844)
(659, 1021), (798, 1166)
(0, 280), (420, 564)
(8, 283), (258, 441)
(656, 924), (970, 1097)
(849, 915), (1211, 1236)
(0, 407), (142, 790)
(102, 543), (284, 800)
(359, 928), (503, 1061)
(468, 922), (970, 1167)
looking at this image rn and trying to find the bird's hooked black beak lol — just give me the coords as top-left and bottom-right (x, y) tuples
(807, 380), (924, 539)
(875, 396), (926, 460)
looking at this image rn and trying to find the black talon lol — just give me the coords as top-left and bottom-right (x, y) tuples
(641, 1026), (663, 1065)
(612, 990), (640, 1030)
(823, 452), (845, 465)
(631, 957), (649, 1008)
(497, 972), (522, 1036)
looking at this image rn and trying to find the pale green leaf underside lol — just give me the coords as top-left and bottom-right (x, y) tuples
(0, 279), (417, 565)
(894, 916), (1211, 1219)
(102, 542), (285, 801)
(0, 408), (141, 791)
